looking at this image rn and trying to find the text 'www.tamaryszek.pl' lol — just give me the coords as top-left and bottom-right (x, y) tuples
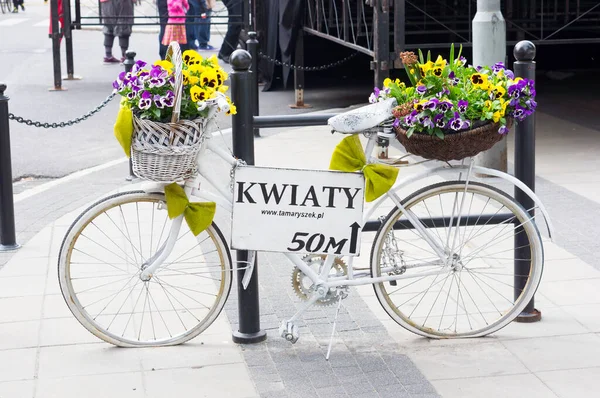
(260, 209), (325, 220)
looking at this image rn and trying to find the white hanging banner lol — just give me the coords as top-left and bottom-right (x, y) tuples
(232, 166), (365, 256)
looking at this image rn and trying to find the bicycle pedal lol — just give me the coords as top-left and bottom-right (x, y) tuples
(279, 320), (299, 344)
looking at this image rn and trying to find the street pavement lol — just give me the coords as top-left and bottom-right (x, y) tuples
(1, 104), (600, 397)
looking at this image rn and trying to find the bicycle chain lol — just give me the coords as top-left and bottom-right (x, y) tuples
(258, 51), (358, 72)
(8, 92), (116, 129)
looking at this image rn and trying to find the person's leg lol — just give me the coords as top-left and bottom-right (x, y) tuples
(11, 0), (18, 12)
(218, 0), (242, 59)
(186, 0), (200, 50)
(103, 33), (120, 62)
(157, 0), (168, 59)
(118, 36), (130, 60)
(197, 0), (210, 48)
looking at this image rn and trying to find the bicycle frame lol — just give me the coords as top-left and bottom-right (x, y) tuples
(139, 128), (553, 291)
(139, 131), (451, 285)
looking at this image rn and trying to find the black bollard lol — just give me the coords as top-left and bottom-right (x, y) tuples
(246, 32), (260, 138)
(123, 51), (138, 181)
(0, 84), (19, 252)
(513, 41), (541, 323)
(49, 0), (65, 91)
(230, 50), (267, 344)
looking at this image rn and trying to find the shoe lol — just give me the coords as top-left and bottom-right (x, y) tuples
(103, 56), (120, 64)
(12, 7), (18, 12)
(20, 4), (24, 10)
(198, 44), (218, 51)
(217, 53), (230, 64)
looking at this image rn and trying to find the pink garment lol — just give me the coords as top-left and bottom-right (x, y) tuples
(167, 0), (189, 24)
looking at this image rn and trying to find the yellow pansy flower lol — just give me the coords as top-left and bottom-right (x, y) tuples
(434, 55), (447, 69)
(413, 99), (428, 112)
(418, 61), (434, 76)
(432, 66), (443, 77)
(200, 68), (219, 88)
(470, 73), (489, 88)
(500, 99), (509, 116)
(226, 98), (237, 115)
(188, 64), (207, 74)
(154, 60), (174, 72)
(484, 100), (493, 110)
(218, 85), (229, 93)
(190, 85), (214, 103)
(182, 70), (191, 85)
(493, 111), (501, 123)
(207, 54), (219, 66)
(183, 50), (202, 66)
(488, 84), (506, 100)
(215, 68), (228, 86)
(383, 78), (392, 88)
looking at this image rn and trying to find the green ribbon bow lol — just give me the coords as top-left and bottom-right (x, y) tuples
(329, 135), (399, 202)
(114, 100), (134, 157)
(164, 183), (216, 236)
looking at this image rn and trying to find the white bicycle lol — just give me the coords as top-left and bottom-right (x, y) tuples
(58, 97), (552, 350)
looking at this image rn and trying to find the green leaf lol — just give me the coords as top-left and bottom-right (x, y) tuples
(427, 50), (431, 62)
(406, 126), (415, 138)
(418, 49), (425, 64)
(434, 129), (445, 139)
(449, 43), (455, 68)
(457, 44), (463, 63)
(151, 108), (161, 119)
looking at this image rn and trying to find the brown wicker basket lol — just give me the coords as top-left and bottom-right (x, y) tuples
(395, 119), (513, 161)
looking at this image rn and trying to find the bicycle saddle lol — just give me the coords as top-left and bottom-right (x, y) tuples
(328, 98), (397, 134)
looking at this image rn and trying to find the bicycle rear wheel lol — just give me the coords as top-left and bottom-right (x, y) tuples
(370, 181), (543, 338)
(58, 190), (232, 347)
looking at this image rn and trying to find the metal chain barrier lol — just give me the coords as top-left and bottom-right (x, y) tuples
(258, 52), (359, 72)
(8, 92), (116, 129)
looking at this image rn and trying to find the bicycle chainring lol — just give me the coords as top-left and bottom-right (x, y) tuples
(291, 254), (347, 306)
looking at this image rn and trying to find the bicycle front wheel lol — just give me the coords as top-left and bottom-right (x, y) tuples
(370, 181), (543, 338)
(58, 190), (233, 347)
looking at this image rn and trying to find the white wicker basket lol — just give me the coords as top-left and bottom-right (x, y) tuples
(130, 42), (206, 182)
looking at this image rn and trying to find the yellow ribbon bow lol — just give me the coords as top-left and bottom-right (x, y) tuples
(114, 100), (134, 157)
(329, 135), (399, 202)
(164, 183), (216, 236)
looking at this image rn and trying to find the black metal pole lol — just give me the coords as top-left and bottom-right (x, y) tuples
(0, 84), (19, 252)
(513, 40), (541, 323)
(63, 0), (78, 81)
(49, 0), (65, 91)
(123, 51), (138, 181)
(246, 32), (260, 137)
(290, 29), (311, 109)
(229, 49), (266, 344)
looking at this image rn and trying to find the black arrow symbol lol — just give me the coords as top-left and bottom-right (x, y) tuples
(349, 222), (361, 254)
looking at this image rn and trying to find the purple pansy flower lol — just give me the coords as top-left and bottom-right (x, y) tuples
(457, 100), (468, 113)
(416, 85), (427, 95)
(148, 76), (166, 88)
(126, 91), (136, 100)
(138, 91), (152, 110)
(433, 114), (445, 128)
(425, 98), (439, 110)
(448, 112), (469, 131)
(419, 114), (434, 129)
(438, 100), (453, 113)
(505, 69), (515, 79)
(392, 118), (401, 128)
(153, 94), (165, 109)
(404, 111), (418, 127)
(131, 60), (147, 74)
(162, 90), (175, 107)
(435, 88), (450, 99)
(493, 62), (506, 73)
(498, 125), (510, 135)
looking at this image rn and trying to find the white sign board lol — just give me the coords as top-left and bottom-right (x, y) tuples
(232, 166), (365, 256)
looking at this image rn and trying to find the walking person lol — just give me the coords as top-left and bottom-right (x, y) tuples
(101, 0), (134, 63)
(217, 0), (242, 63)
(161, 0), (189, 49)
(197, 0), (216, 51)
(11, 0), (24, 13)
